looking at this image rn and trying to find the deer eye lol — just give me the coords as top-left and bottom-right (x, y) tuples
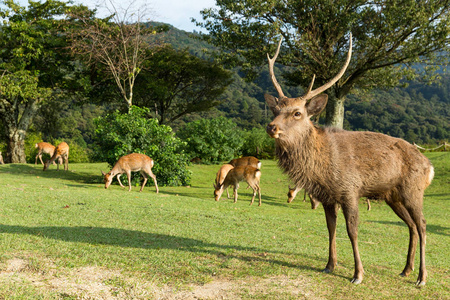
(294, 111), (302, 118)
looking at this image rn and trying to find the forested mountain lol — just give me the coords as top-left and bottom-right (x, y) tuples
(162, 25), (449, 144)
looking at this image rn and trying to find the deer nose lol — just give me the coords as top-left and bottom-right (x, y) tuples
(266, 123), (278, 135)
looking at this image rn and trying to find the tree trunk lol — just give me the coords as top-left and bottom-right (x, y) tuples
(0, 97), (40, 163)
(7, 131), (27, 163)
(325, 95), (345, 129)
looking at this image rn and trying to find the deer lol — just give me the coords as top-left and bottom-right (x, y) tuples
(228, 156), (261, 169)
(215, 164), (235, 199)
(214, 165), (262, 206)
(227, 156), (262, 197)
(35, 142), (62, 165)
(43, 142), (69, 171)
(0, 151), (4, 164)
(101, 153), (159, 193)
(287, 185), (320, 209)
(265, 35), (434, 286)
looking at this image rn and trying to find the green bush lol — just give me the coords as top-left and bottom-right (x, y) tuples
(177, 117), (244, 164)
(240, 127), (276, 159)
(94, 106), (191, 186)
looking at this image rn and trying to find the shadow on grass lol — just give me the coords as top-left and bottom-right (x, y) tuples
(367, 220), (449, 237)
(162, 188), (299, 210)
(0, 224), (324, 274)
(0, 163), (102, 185)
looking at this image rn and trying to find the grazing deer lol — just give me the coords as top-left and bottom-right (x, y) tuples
(265, 35), (433, 286)
(35, 142), (62, 165)
(101, 153), (159, 193)
(214, 165), (262, 206)
(288, 185), (371, 210)
(227, 156), (261, 197)
(228, 156), (261, 169)
(287, 186), (319, 209)
(43, 142), (69, 171)
(215, 164), (235, 199)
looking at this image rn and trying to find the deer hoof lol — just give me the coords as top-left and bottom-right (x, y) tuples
(351, 278), (362, 285)
(415, 280), (426, 287)
(322, 268), (332, 274)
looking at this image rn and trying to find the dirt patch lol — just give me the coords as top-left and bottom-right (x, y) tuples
(0, 257), (323, 299)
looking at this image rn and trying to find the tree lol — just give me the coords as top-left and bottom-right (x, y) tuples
(67, 0), (162, 109)
(177, 117), (244, 164)
(0, 0), (83, 163)
(134, 46), (233, 124)
(195, 0), (450, 128)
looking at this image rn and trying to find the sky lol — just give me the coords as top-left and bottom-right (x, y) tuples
(77, 0), (218, 33)
(12, 0), (217, 32)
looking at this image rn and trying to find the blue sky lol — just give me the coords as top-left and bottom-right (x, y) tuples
(79, 0), (217, 32)
(14, 0), (217, 32)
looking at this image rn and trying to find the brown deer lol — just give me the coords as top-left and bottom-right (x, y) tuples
(35, 142), (62, 165)
(214, 165), (262, 206)
(228, 156), (261, 169)
(265, 35), (433, 286)
(101, 153), (159, 193)
(228, 156), (261, 197)
(43, 142), (69, 171)
(215, 164), (235, 199)
(287, 185), (319, 209)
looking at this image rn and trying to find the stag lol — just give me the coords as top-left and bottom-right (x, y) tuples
(265, 35), (433, 286)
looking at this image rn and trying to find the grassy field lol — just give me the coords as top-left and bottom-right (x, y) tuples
(0, 152), (448, 299)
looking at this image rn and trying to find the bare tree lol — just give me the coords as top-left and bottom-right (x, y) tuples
(68, 0), (160, 109)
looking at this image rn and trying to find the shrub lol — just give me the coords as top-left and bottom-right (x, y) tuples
(240, 127), (276, 159)
(94, 106), (191, 186)
(177, 117), (244, 164)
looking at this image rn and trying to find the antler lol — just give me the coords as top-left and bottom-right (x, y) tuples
(302, 33), (352, 101)
(267, 37), (286, 99)
(267, 33), (353, 101)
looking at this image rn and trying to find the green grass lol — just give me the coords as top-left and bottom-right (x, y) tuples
(0, 153), (448, 299)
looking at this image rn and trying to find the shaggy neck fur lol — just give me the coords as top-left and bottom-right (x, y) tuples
(276, 124), (338, 205)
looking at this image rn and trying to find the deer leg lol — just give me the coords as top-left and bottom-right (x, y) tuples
(257, 185), (261, 206)
(64, 155), (68, 171)
(386, 201), (418, 277)
(226, 188), (230, 199)
(250, 187), (256, 206)
(139, 171), (148, 192)
(310, 195), (320, 209)
(405, 201), (427, 286)
(233, 184), (239, 203)
(323, 203), (338, 274)
(126, 171), (132, 192)
(367, 198), (371, 211)
(116, 174), (125, 188)
(148, 170), (159, 193)
(341, 201), (364, 284)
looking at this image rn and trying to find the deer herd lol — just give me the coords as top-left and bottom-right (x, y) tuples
(10, 34), (434, 287)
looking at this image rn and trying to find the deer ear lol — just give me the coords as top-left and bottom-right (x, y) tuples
(306, 94), (328, 117)
(264, 93), (281, 116)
